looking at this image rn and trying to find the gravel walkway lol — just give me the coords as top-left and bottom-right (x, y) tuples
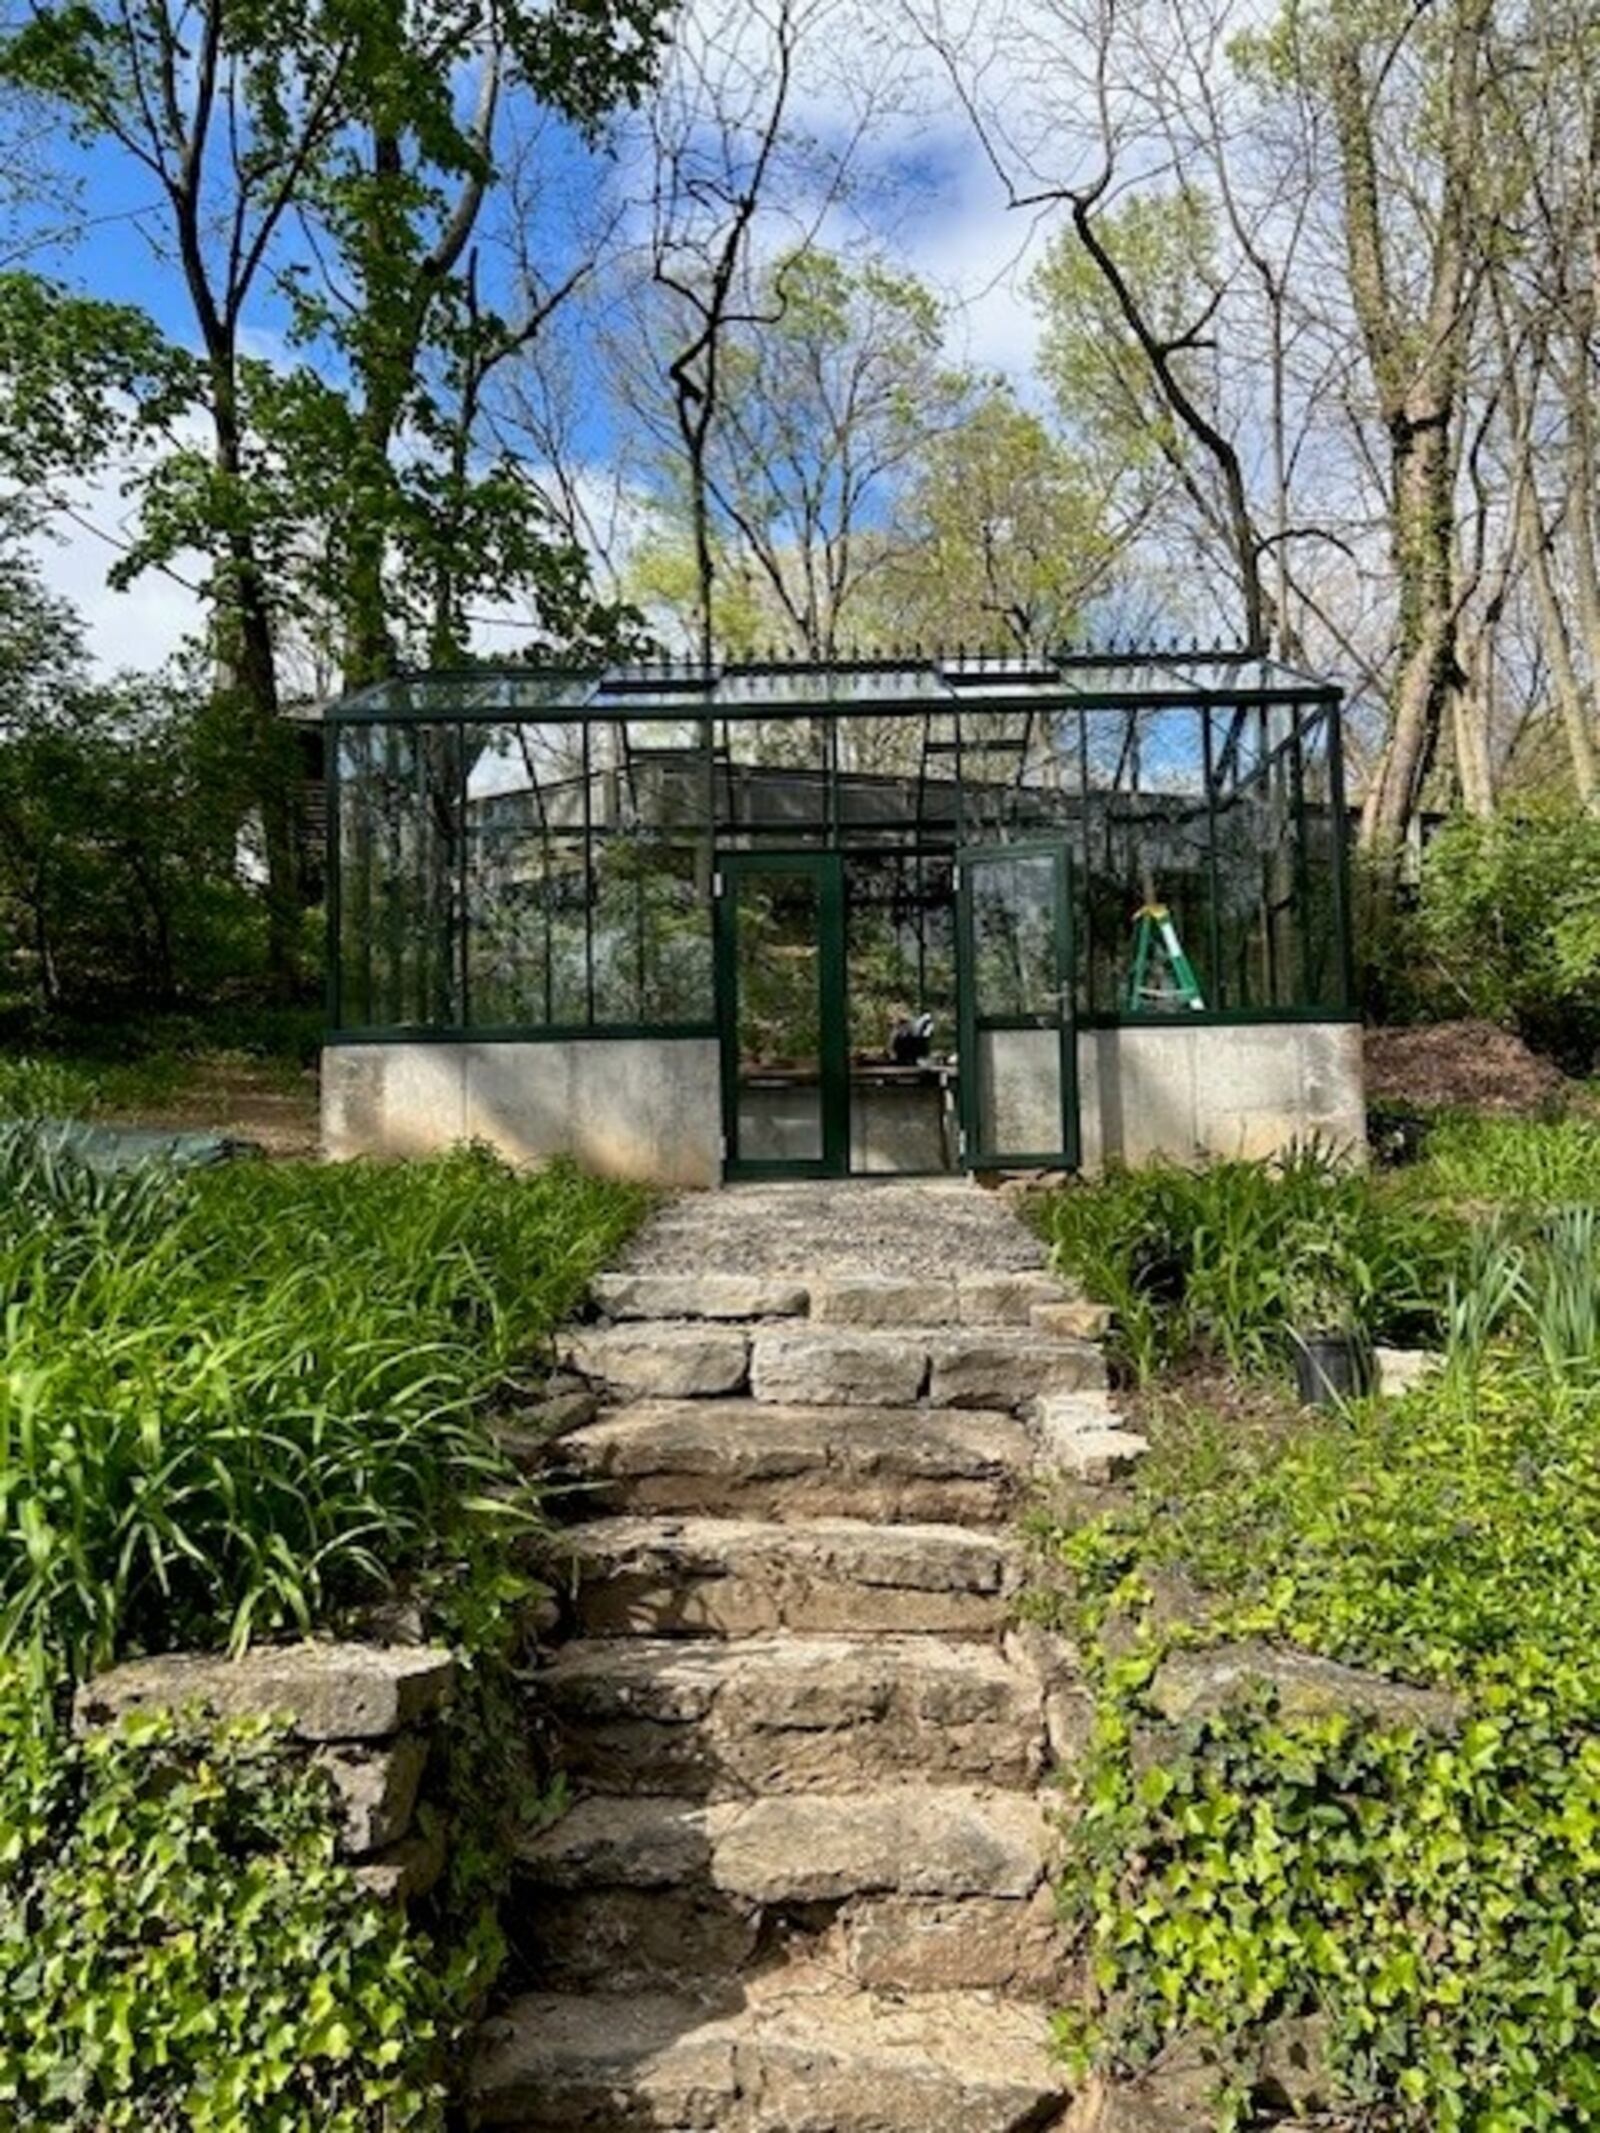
(621, 1178), (1049, 1279)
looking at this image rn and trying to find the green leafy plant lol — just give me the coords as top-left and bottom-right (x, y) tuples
(0, 1142), (644, 2126)
(1418, 1113), (1600, 1206)
(0, 1137), (647, 1673)
(1035, 1145), (1469, 1380)
(0, 1665), (456, 2131)
(1405, 812), (1600, 1071)
(1038, 1335), (1600, 2128)
(0, 1054), (104, 1117)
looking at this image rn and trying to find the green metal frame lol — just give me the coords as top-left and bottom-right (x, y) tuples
(325, 652), (1358, 1059)
(715, 850), (850, 1180)
(956, 838), (1081, 1173)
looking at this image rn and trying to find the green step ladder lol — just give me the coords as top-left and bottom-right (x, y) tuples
(1126, 902), (1206, 1013)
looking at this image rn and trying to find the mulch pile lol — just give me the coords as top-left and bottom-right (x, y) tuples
(1364, 1020), (1573, 1115)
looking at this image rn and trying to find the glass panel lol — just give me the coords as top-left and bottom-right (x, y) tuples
(734, 867), (825, 1163)
(976, 1027), (1062, 1155)
(964, 847), (1067, 1161)
(1209, 704), (1310, 1011)
(1078, 706), (1214, 1014)
(970, 852), (1057, 1018)
(463, 724), (588, 1026)
(846, 853), (959, 1175)
(336, 722), (462, 1030)
(1295, 709), (1344, 1007)
(592, 833), (714, 1024)
(450, 721), (714, 1029)
(1209, 705), (1265, 1008)
(718, 715), (830, 840)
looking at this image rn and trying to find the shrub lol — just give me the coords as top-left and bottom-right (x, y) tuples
(0, 1054), (104, 1117)
(0, 1138), (648, 1673)
(1041, 1352), (1600, 2129)
(0, 1667), (452, 2131)
(1035, 1146), (1470, 1379)
(1410, 812), (1600, 1072)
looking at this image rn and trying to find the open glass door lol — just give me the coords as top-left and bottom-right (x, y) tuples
(716, 852), (848, 1178)
(956, 840), (1079, 1171)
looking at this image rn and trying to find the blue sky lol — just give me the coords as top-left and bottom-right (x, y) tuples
(14, 8), (1056, 672)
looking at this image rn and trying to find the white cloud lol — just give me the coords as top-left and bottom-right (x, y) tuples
(886, 138), (1056, 379)
(27, 472), (204, 677)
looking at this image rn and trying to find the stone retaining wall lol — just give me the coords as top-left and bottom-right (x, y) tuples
(74, 1640), (457, 1902)
(321, 1038), (723, 1185)
(1078, 1020), (1365, 1168)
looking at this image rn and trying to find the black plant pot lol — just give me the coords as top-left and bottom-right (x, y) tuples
(1292, 1328), (1375, 1409)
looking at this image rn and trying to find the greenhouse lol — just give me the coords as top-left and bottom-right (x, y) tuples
(322, 650), (1364, 1185)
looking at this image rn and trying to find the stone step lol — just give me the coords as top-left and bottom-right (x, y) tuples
(551, 1401), (1032, 1524)
(1030, 1296), (1115, 1342)
(519, 1784), (1050, 1900)
(563, 1321), (1107, 1411)
(562, 1323), (752, 1401)
(747, 1327), (928, 1406)
(588, 1262), (1092, 1330)
(565, 1515), (1020, 1639)
(923, 1329), (1107, 1409)
(805, 1270), (1071, 1329)
(512, 1790), (1057, 1996)
(537, 1633), (1046, 1796)
(748, 1326), (1105, 1410)
(592, 1272), (810, 1321)
(471, 1984), (1069, 2132)
(518, 1880), (1070, 1999)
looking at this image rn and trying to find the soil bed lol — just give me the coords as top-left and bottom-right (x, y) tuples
(1365, 1019), (1572, 1115)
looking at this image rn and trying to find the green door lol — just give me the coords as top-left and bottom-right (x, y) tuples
(717, 852), (848, 1178)
(956, 840), (1080, 1171)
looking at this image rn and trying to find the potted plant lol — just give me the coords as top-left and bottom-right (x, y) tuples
(1284, 1243), (1375, 1408)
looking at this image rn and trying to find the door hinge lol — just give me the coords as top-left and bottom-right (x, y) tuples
(718, 1132), (729, 1161)
(712, 870), (724, 898)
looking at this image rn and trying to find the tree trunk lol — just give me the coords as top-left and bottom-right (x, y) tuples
(1359, 410), (1463, 847)
(1332, 2), (1489, 862)
(210, 363), (302, 994)
(1520, 481), (1599, 808)
(1453, 630), (1497, 817)
(1563, 321), (1600, 705)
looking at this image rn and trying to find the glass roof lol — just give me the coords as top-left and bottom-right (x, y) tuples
(331, 650), (1338, 722)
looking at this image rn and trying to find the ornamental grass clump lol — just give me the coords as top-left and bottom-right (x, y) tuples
(1418, 1112), (1600, 1207)
(0, 1133), (646, 1674)
(1036, 1144), (1469, 1380)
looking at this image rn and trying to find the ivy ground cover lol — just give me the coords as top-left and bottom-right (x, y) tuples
(1034, 1122), (1600, 2130)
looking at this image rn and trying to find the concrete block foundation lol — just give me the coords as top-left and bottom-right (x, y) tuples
(1075, 1021), (1364, 1170)
(322, 1038), (722, 1188)
(322, 1020), (1364, 1185)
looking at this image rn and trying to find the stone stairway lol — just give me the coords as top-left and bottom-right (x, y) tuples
(470, 1181), (1140, 2133)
